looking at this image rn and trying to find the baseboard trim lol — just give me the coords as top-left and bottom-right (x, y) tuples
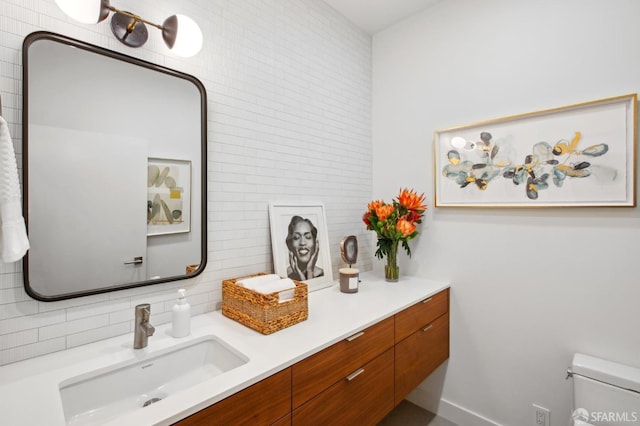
(406, 389), (503, 426)
(436, 398), (504, 426)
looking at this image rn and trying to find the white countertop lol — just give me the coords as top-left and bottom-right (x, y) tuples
(0, 273), (449, 426)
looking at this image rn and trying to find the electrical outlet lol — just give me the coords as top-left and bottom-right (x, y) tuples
(533, 404), (550, 426)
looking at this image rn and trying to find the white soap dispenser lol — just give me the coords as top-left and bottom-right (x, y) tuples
(172, 288), (191, 338)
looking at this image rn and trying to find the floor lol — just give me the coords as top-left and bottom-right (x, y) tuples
(378, 400), (458, 426)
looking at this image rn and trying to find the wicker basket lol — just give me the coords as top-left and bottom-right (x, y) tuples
(222, 273), (308, 334)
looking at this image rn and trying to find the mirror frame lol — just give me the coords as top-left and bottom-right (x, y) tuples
(22, 31), (208, 301)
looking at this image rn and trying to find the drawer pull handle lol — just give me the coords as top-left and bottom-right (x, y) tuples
(346, 368), (365, 381)
(421, 324), (433, 332)
(346, 331), (365, 341)
(422, 297), (433, 304)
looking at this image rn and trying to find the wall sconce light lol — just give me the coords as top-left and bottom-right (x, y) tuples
(54, 0), (203, 57)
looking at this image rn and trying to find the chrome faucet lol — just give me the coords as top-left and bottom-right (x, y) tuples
(133, 303), (155, 349)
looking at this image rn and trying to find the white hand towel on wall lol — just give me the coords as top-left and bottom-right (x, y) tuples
(0, 116), (30, 263)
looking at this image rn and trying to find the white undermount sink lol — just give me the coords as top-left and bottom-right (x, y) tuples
(58, 335), (249, 426)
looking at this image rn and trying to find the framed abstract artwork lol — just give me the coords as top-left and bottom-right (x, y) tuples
(268, 203), (334, 292)
(147, 158), (191, 235)
(434, 94), (637, 207)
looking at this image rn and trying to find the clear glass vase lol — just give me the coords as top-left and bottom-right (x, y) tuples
(385, 240), (399, 282)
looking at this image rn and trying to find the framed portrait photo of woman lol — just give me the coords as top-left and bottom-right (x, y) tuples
(268, 203), (334, 292)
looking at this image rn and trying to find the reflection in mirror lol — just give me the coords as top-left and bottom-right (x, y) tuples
(23, 31), (207, 301)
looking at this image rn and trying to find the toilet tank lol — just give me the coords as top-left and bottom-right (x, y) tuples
(571, 353), (640, 426)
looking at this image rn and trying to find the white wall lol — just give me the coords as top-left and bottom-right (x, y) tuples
(373, 0), (640, 425)
(0, 0), (372, 365)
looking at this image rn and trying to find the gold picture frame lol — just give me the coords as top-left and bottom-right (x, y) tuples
(434, 94), (637, 207)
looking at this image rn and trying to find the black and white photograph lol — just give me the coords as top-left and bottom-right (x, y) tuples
(268, 203), (333, 291)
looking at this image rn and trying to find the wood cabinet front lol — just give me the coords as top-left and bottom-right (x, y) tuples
(292, 348), (395, 426)
(395, 288), (449, 343)
(395, 311), (449, 405)
(292, 316), (394, 408)
(175, 368), (291, 426)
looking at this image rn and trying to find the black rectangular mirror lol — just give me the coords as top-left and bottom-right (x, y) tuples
(23, 31), (207, 301)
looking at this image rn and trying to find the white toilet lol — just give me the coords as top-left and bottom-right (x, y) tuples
(569, 353), (640, 426)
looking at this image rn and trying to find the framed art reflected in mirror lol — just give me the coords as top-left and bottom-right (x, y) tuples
(147, 158), (192, 236)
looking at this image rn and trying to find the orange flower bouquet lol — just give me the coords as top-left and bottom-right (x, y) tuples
(362, 188), (427, 281)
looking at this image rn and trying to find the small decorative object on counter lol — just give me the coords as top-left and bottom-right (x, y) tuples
(363, 188), (427, 282)
(339, 235), (359, 293)
(172, 288), (191, 338)
(339, 267), (359, 293)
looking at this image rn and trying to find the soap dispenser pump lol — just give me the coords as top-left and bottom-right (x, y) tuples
(172, 288), (191, 338)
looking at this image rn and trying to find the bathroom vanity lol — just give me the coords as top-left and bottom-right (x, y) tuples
(0, 273), (449, 425)
(180, 288), (448, 426)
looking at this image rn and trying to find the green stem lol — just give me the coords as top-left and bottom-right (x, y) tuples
(385, 240), (399, 282)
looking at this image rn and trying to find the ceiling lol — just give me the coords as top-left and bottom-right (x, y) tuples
(323, 0), (442, 35)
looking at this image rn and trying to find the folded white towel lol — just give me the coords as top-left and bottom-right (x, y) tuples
(236, 274), (281, 288)
(237, 275), (296, 303)
(0, 116), (29, 263)
(263, 278), (296, 303)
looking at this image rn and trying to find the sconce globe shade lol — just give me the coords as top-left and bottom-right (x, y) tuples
(162, 14), (203, 58)
(55, 0), (110, 24)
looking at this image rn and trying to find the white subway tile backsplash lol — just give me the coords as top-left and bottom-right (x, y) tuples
(0, 329), (37, 350)
(0, 337), (65, 365)
(0, 287), (30, 304)
(66, 299), (131, 322)
(0, 273), (21, 290)
(109, 309), (135, 326)
(0, 300), (38, 320)
(0, 0), (371, 366)
(0, 310), (66, 335)
(39, 314), (109, 341)
(130, 295), (173, 311)
(149, 311), (172, 328)
(66, 323), (131, 349)
(191, 300), (219, 316)
(37, 292), (111, 313)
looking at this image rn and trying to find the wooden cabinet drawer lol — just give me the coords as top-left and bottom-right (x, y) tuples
(292, 348), (394, 426)
(271, 414), (291, 426)
(175, 368), (291, 426)
(292, 316), (394, 408)
(394, 312), (449, 405)
(395, 288), (449, 343)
